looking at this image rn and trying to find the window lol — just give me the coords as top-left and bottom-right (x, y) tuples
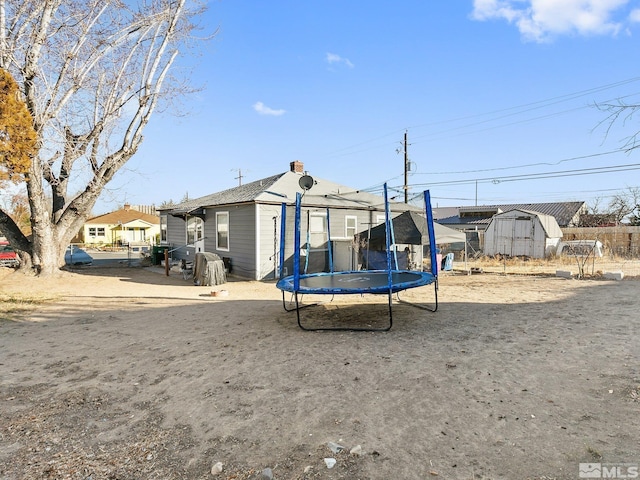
(186, 216), (203, 245)
(309, 212), (327, 249)
(345, 216), (357, 239)
(88, 227), (105, 237)
(216, 212), (229, 250)
(160, 215), (167, 242)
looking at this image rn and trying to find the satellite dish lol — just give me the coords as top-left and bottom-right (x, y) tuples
(299, 174), (315, 191)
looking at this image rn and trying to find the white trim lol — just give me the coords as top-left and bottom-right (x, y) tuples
(215, 211), (230, 251)
(345, 215), (358, 239)
(308, 211), (328, 251)
(255, 203), (260, 281)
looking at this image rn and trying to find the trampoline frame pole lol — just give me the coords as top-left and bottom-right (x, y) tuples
(383, 184), (393, 287)
(293, 193), (301, 292)
(424, 189), (438, 277)
(326, 207), (333, 273)
(383, 184), (395, 329)
(278, 202), (286, 279)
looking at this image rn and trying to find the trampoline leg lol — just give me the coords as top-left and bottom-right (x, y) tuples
(397, 280), (438, 312)
(295, 292), (304, 330)
(386, 290), (393, 330)
(281, 291), (316, 313)
(294, 292), (392, 332)
(434, 280), (438, 311)
(281, 291), (297, 312)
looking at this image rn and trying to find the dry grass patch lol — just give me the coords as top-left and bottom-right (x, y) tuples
(0, 292), (59, 321)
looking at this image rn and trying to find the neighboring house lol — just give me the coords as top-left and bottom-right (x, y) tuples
(433, 201), (586, 254)
(81, 204), (160, 250)
(159, 161), (419, 281)
(483, 209), (564, 258)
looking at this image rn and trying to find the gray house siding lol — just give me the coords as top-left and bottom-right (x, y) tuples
(200, 204), (257, 278)
(165, 214), (195, 262)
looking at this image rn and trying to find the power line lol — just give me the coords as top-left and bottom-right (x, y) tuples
(403, 162), (640, 189)
(409, 90), (640, 145)
(407, 76), (640, 132)
(412, 147), (631, 176)
(361, 161), (640, 202)
(320, 76), (640, 160)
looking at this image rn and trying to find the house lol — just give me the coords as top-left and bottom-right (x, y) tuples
(483, 209), (564, 258)
(81, 204), (160, 251)
(159, 161), (418, 280)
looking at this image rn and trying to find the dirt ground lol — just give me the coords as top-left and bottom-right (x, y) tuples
(0, 266), (638, 480)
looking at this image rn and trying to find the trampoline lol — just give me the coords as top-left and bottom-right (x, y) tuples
(276, 270), (434, 295)
(276, 184), (439, 331)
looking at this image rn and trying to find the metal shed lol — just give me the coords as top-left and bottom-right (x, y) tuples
(484, 209), (563, 258)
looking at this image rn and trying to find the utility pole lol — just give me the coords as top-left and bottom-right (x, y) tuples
(232, 168), (244, 186)
(403, 131), (409, 203)
(475, 180), (478, 206)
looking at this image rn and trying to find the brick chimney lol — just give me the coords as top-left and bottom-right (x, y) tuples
(123, 203), (131, 211)
(290, 160), (304, 173)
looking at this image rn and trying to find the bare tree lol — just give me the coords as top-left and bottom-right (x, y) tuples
(607, 186), (640, 224)
(596, 99), (640, 152)
(0, 0), (209, 275)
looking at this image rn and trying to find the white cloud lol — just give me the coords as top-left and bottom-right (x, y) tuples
(253, 101), (286, 116)
(471, 0), (633, 42)
(326, 52), (354, 68)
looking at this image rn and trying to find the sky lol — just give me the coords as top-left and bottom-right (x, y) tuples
(98, 0), (640, 213)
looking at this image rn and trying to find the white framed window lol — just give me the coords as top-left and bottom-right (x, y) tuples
(309, 212), (327, 249)
(345, 216), (358, 239)
(160, 215), (167, 242)
(216, 212), (229, 251)
(186, 216), (203, 245)
(88, 227), (106, 237)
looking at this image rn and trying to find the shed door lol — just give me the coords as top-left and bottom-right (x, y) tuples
(492, 218), (512, 255)
(512, 217), (534, 256)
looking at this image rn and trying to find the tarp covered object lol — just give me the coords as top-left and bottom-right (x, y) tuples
(193, 252), (227, 286)
(362, 211), (466, 248)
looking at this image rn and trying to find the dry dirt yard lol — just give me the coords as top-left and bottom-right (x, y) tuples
(0, 266), (638, 480)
